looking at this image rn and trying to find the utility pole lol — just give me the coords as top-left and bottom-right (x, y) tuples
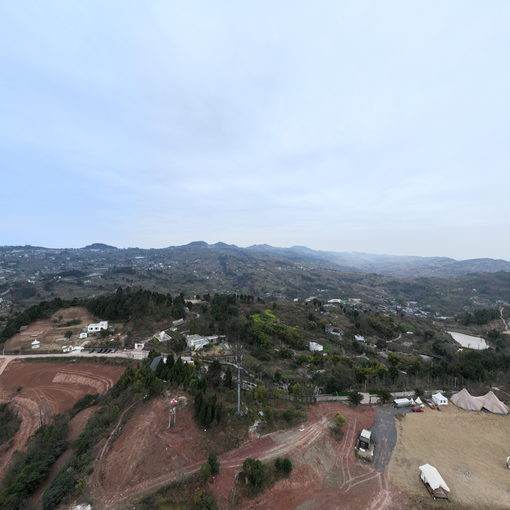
(236, 344), (242, 415)
(168, 398), (177, 429)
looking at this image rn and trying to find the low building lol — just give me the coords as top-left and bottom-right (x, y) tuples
(172, 318), (185, 327)
(134, 342), (144, 350)
(326, 324), (343, 336)
(185, 334), (210, 351)
(309, 341), (324, 352)
(31, 339), (41, 349)
(354, 334), (366, 342)
(79, 332), (88, 339)
(156, 331), (171, 342)
(87, 321), (108, 333)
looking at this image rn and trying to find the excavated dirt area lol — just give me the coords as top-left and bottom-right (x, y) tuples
(89, 396), (207, 509)
(215, 403), (409, 510)
(0, 360), (124, 480)
(389, 405), (510, 510)
(89, 401), (408, 510)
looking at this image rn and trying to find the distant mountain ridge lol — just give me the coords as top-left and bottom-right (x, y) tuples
(1, 241), (509, 278)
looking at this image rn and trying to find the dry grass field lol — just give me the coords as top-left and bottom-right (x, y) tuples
(4, 306), (95, 351)
(389, 405), (510, 510)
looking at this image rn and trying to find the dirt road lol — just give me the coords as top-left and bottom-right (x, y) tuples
(90, 401), (408, 510)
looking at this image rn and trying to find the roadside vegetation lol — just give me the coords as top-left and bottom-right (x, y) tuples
(0, 404), (20, 447)
(239, 456), (293, 497)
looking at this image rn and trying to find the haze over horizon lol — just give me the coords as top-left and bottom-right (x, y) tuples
(1, 2), (510, 259)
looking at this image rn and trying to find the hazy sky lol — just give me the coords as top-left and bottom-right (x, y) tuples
(1, 2), (509, 259)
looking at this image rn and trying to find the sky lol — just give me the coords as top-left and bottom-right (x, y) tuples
(1, 1), (509, 259)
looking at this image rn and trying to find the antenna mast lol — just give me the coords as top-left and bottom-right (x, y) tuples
(236, 343), (242, 415)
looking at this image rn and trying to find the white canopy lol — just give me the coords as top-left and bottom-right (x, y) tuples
(432, 393), (448, 405)
(419, 464), (450, 492)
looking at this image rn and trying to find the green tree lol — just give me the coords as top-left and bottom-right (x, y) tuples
(224, 366), (233, 389)
(208, 452), (220, 476)
(64, 330), (73, 339)
(207, 360), (222, 387)
(377, 389), (392, 404)
(242, 458), (266, 490)
(281, 457), (293, 476)
(348, 391), (363, 406)
(200, 461), (212, 481)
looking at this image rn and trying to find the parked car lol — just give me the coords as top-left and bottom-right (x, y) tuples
(412, 406), (424, 413)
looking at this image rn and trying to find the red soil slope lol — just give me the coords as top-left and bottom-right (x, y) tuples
(0, 361), (124, 480)
(89, 401), (408, 510)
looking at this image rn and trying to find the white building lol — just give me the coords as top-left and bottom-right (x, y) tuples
(309, 341), (324, 352)
(31, 339), (41, 349)
(87, 321), (109, 333)
(156, 331), (171, 342)
(185, 334), (210, 351)
(79, 332), (88, 339)
(134, 343), (144, 350)
(354, 335), (366, 342)
(172, 318), (185, 327)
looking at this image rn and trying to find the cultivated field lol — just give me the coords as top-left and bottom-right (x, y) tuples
(88, 401), (408, 510)
(0, 360), (125, 480)
(4, 306), (95, 351)
(389, 405), (510, 509)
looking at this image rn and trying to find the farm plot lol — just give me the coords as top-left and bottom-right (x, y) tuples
(389, 405), (510, 509)
(4, 306), (95, 351)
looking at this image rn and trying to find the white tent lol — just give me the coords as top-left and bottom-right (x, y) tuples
(432, 393), (448, 406)
(450, 388), (484, 411)
(450, 388), (508, 415)
(419, 464), (450, 492)
(482, 391), (509, 415)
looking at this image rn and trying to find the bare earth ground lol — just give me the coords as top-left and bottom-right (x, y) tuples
(89, 401), (408, 510)
(89, 396), (208, 509)
(0, 360), (124, 480)
(222, 403), (409, 510)
(389, 405), (510, 510)
(4, 306), (95, 351)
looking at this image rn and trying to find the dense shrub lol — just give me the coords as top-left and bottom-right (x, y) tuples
(0, 403), (21, 446)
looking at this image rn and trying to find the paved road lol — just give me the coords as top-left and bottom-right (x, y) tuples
(0, 349), (148, 363)
(371, 405), (410, 472)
